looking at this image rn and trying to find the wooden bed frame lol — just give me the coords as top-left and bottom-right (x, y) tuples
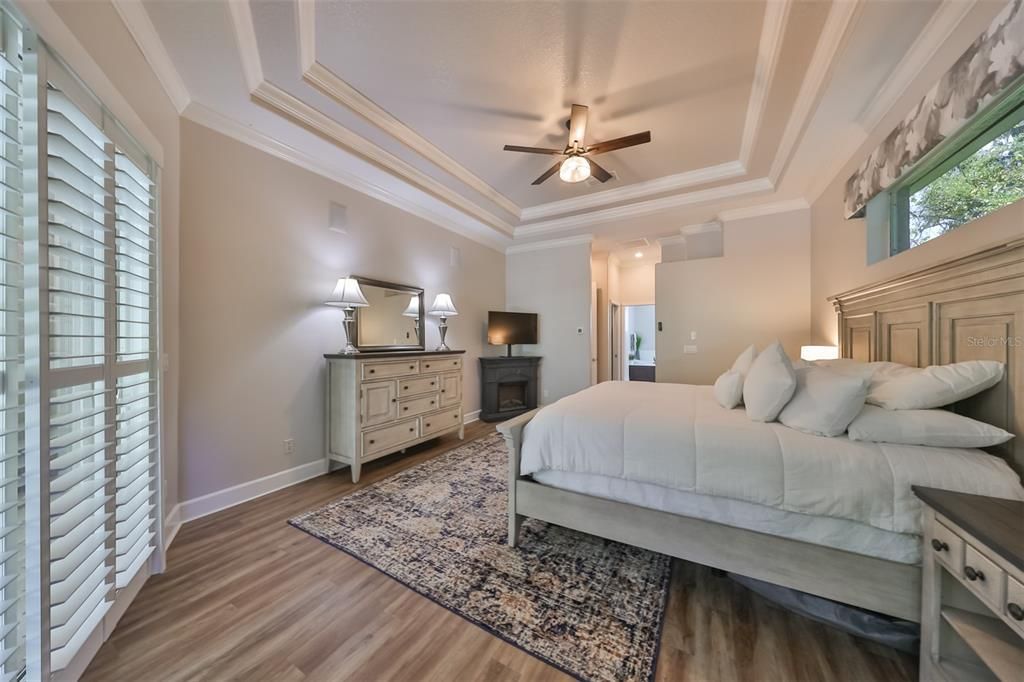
(497, 238), (1023, 623)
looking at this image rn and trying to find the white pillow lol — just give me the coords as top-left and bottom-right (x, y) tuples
(743, 342), (796, 422)
(848, 405), (1014, 448)
(714, 370), (744, 409)
(731, 344), (757, 376)
(867, 360), (1004, 410)
(778, 367), (869, 437)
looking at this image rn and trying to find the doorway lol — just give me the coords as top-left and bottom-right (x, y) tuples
(610, 302), (622, 380)
(624, 304), (655, 382)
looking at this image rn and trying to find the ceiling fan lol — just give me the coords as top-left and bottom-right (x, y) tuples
(503, 104), (651, 185)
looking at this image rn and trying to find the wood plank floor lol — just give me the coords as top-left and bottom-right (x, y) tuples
(84, 422), (917, 681)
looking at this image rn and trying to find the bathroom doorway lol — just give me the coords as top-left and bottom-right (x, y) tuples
(624, 304), (655, 381)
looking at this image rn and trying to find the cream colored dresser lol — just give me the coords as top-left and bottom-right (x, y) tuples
(325, 351), (465, 482)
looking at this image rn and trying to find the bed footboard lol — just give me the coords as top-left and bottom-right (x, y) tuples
(496, 408), (539, 547)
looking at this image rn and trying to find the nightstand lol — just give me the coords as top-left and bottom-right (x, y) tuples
(914, 487), (1024, 681)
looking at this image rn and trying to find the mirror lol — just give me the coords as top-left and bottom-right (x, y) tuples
(352, 277), (424, 351)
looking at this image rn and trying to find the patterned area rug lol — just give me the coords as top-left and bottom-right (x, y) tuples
(289, 433), (671, 682)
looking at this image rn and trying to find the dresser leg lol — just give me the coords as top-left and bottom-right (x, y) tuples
(351, 460), (361, 483)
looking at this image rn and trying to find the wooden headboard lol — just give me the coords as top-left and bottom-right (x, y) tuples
(829, 238), (1024, 477)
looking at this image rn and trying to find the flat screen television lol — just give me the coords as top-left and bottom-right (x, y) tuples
(488, 311), (537, 356)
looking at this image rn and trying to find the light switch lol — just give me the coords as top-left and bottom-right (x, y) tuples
(683, 345), (698, 354)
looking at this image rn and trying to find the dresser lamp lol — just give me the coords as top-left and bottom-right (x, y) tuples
(326, 277), (369, 354)
(402, 294), (420, 337)
(428, 293), (458, 351)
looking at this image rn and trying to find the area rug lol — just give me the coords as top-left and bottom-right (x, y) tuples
(289, 433), (671, 682)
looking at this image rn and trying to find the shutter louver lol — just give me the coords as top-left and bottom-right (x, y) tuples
(0, 10), (23, 681)
(45, 87), (113, 673)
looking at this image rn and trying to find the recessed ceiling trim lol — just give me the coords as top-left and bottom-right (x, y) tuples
(252, 81), (515, 236)
(111, 0), (191, 114)
(302, 60), (522, 217)
(296, 0), (316, 72)
(183, 101), (511, 252)
(518, 160), (746, 221)
(717, 198), (808, 222)
(739, 0), (792, 169)
(515, 177), (774, 238)
(768, 0), (862, 185)
(227, 0), (263, 91)
(856, 0), (977, 132)
(505, 234), (593, 255)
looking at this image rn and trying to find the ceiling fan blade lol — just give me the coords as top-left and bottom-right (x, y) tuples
(588, 158), (612, 183)
(531, 160), (562, 185)
(568, 104), (589, 148)
(503, 144), (565, 155)
(586, 131), (651, 156)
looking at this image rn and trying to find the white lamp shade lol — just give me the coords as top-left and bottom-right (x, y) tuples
(428, 293), (458, 317)
(328, 277), (369, 307)
(402, 295), (420, 317)
(800, 345), (839, 361)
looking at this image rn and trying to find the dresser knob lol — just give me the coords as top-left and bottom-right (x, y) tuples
(404, 386), (408, 390)
(369, 439), (375, 444)
(1008, 603), (1024, 621)
(430, 401), (434, 405)
(931, 539), (948, 552)
(409, 427), (414, 432)
(391, 398), (396, 403)
(425, 364), (431, 369)
(409, 365), (414, 370)
(403, 407), (408, 411)
(965, 566), (985, 582)
(425, 423), (431, 428)
(369, 369), (375, 374)
(441, 389), (446, 393)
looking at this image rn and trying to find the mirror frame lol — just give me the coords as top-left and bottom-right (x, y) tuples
(351, 276), (425, 352)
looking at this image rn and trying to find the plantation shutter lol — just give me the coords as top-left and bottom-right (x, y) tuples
(0, 9), (23, 681)
(45, 84), (114, 671)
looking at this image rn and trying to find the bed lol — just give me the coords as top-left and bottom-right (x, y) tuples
(498, 238), (1024, 622)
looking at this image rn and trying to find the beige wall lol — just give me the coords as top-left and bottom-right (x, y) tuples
(657, 209), (811, 385)
(618, 263), (656, 305)
(506, 242), (593, 402)
(179, 120), (505, 501)
(47, 0), (182, 520)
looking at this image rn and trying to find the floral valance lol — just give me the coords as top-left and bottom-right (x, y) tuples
(845, 0), (1024, 219)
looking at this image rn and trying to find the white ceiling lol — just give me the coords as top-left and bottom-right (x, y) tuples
(128, 0), (1006, 252)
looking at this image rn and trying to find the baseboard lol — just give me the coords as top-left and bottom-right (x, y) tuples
(463, 409), (480, 424)
(180, 459), (329, 523)
(163, 503), (182, 551)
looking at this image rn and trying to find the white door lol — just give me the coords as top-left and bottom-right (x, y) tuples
(591, 282), (598, 385)
(610, 303), (621, 380)
(362, 381), (397, 426)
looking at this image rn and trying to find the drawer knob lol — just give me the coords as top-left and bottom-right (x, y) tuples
(369, 439), (375, 444)
(931, 539), (948, 552)
(431, 382), (435, 386)
(404, 386), (408, 390)
(403, 407), (408, 411)
(425, 422), (431, 428)
(369, 369), (375, 374)
(441, 389), (446, 393)
(409, 365), (414, 369)
(391, 398), (396, 403)
(1008, 603), (1024, 621)
(409, 427), (414, 432)
(965, 565), (985, 582)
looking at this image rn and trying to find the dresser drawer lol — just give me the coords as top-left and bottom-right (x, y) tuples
(363, 419), (419, 457)
(1006, 575), (1024, 635)
(422, 407), (462, 438)
(398, 375), (439, 397)
(397, 393), (440, 418)
(362, 359), (419, 380)
(421, 356), (461, 373)
(963, 543), (1004, 609)
(929, 520), (963, 574)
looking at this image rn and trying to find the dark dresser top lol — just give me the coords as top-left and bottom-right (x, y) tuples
(323, 350), (465, 360)
(913, 486), (1024, 572)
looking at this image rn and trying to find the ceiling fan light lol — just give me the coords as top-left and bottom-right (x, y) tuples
(559, 155), (591, 183)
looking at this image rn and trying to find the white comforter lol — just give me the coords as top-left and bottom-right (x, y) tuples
(520, 382), (1024, 535)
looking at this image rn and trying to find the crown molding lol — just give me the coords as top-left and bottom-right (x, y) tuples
(296, 0), (316, 72)
(505, 234), (593, 255)
(516, 177), (774, 238)
(251, 81), (515, 236)
(768, 0), (862, 185)
(111, 0), (190, 114)
(182, 100), (511, 252)
(717, 198), (808, 222)
(227, 0), (263, 92)
(856, 0), (977, 132)
(518, 160), (746, 221)
(739, 0), (792, 169)
(303, 61), (522, 218)
(682, 220), (723, 235)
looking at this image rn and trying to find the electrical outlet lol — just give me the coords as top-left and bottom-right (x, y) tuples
(283, 438), (295, 456)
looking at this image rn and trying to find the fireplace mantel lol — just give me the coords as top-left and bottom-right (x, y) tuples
(479, 356), (541, 422)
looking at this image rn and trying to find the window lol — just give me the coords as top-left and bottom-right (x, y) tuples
(886, 92), (1024, 256)
(0, 9), (161, 678)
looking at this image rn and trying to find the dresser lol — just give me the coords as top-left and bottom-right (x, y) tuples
(915, 486), (1024, 682)
(325, 350), (465, 482)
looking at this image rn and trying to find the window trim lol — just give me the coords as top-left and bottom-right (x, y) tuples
(886, 81), (1024, 256)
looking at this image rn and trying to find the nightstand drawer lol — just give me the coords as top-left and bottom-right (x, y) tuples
(421, 356), (461, 373)
(1006, 576), (1024, 635)
(397, 393), (440, 418)
(930, 520), (963, 574)
(422, 407), (461, 438)
(362, 359), (419, 380)
(363, 419), (419, 457)
(398, 375), (439, 397)
(963, 544), (1004, 609)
